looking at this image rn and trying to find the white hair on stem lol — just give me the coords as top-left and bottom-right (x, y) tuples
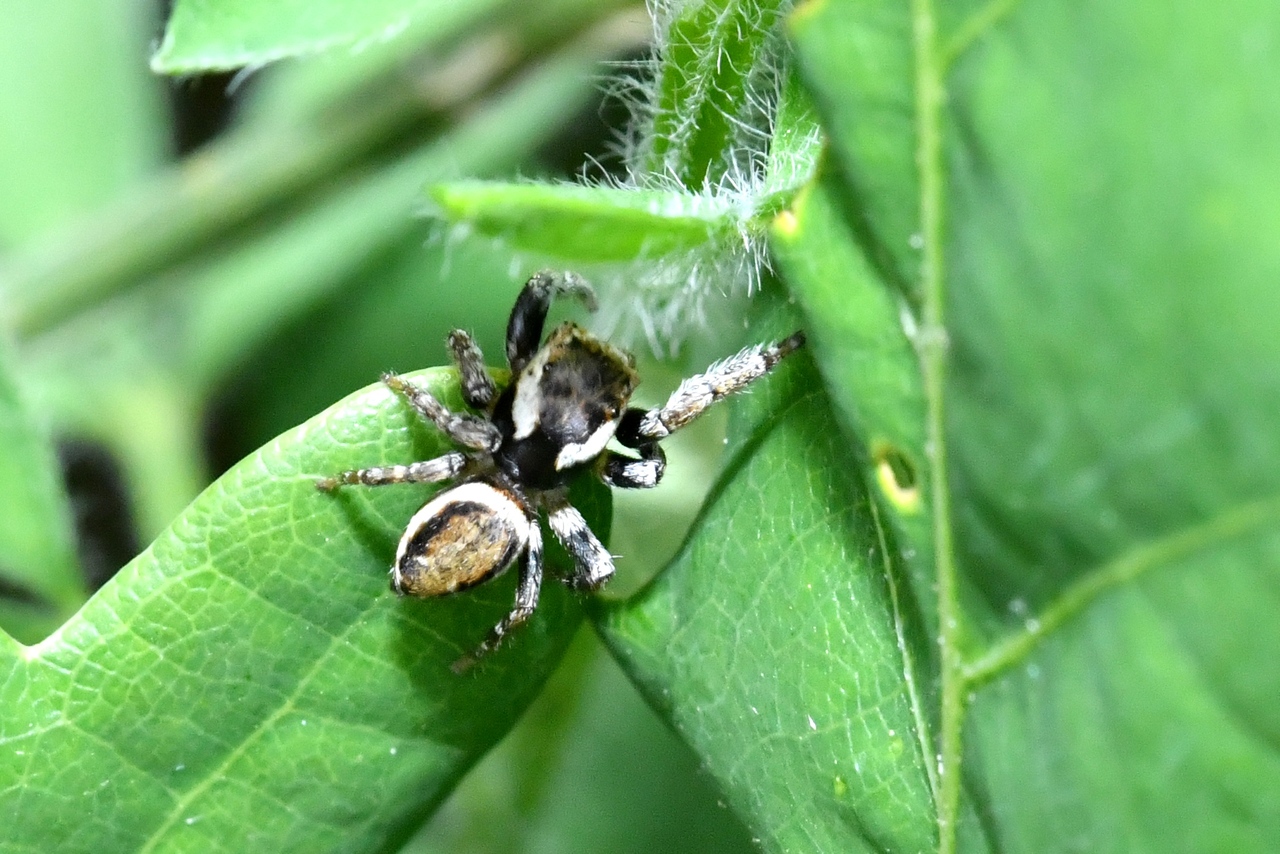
(429, 0), (804, 357)
(567, 0), (799, 354)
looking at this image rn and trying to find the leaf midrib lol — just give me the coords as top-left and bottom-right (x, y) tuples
(961, 493), (1280, 690)
(906, 1), (960, 852)
(920, 3), (1274, 848)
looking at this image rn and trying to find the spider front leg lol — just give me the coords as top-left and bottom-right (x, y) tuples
(382, 372), (501, 452)
(599, 416), (667, 489)
(316, 451), (467, 492)
(635, 331), (806, 440)
(546, 498), (615, 590)
(447, 329), (496, 410)
(452, 524), (544, 673)
(506, 270), (597, 373)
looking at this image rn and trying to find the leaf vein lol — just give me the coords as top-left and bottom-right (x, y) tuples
(939, 0), (1023, 71)
(135, 611), (372, 853)
(962, 494), (1280, 689)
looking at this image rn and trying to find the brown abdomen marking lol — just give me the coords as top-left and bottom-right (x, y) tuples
(393, 483), (530, 597)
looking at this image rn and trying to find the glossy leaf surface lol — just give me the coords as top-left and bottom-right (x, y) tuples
(0, 371), (603, 853)
(602, 295), (936, 854)
(943, 1), (1280, 849)
(606, 0), (1280, 852)
(153, 0), (504, 72)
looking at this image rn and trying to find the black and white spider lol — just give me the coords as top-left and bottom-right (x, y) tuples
(318, 271), (804, 670)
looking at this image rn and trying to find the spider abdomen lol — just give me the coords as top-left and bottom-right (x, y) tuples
(392, 481), (532, 597)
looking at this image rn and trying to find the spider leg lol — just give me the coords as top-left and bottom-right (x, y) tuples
(452, 523), (543, 672)
(598, 424), (667, 489)
(633, 331), (806, 440)
(546, 498), (615, 590)
(316, 451), (467, 492)
(506, 270), (597, 373)
(382, 373), (501, 453)
(447, 329), (496, 410)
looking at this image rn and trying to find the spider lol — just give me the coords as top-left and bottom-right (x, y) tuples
(318, 271), (805, 670)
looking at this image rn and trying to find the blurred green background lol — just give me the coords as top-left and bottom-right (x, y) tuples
(0, 1), (756, 850)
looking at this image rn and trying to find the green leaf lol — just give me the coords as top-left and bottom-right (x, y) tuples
(776, 0), (1280, 850)
(428, 182), (746, 262)
(770, 168), (936, 640)
(788, 0), (920, 298)
(153, 0), (505, 73)
(600, 293), (937, 854)
(0, 340), (84, 629)
(1, 369), (606, 852)
(7, 0), (1273, 848)
(0, 0), (165, 245)
(943, 1), (1280, 848)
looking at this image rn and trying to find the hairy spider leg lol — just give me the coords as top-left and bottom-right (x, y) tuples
(316, 451), (468, 492)
(597, 435), (667, 490)
(506, 270), (598, 373)
(382, 373), (502, 453)
(546, 498), (615, 590)
(452, 522), (544, 673)
(446, 329), (496, 410)
(599, 331), (806, 490)
(635, 331), (806, 441)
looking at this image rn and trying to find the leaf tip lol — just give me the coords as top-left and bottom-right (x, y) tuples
(149, 29), (178, 74)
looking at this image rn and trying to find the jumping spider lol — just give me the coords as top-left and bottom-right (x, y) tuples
(318, 271), (805, 670)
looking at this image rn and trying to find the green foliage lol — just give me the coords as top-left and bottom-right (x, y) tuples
(0, 345), (84, 640)
(1, 370), (592, 852)
(1, 0), (1277, 852)
(602, 293), (937, 853)
(429, 182), (745, 262)
(153, 0), (507, 72)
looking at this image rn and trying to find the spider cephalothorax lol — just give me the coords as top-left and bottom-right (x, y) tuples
(318, 271), (804, 670)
